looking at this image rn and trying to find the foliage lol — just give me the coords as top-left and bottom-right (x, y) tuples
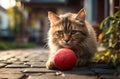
(97, 10), (120, 66)
(0, 42), (37, 50)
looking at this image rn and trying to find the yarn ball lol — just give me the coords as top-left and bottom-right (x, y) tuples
(53, 48), (77, 70)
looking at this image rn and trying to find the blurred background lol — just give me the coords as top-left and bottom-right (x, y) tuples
(0, 0), (119, 50)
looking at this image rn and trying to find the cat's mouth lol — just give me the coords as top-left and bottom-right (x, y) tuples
(62, 44), (71, 48)
(59, 41), (73, 48)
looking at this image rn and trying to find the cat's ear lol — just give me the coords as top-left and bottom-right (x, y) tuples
(75, 8), (86, 21)
(48, 11), (60, 23)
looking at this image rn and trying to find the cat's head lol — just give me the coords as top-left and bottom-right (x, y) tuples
(48, 9), (89, 48)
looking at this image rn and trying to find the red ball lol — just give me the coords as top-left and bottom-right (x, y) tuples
(53, 48), (77, 70)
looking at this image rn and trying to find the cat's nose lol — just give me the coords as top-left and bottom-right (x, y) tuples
(64, 39), (69, 43)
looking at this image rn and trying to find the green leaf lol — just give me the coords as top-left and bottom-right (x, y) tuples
(111, 42), (117, 48)
(114, 10), (120, 17)
(105, 26), (113, 35)
(108, 47), (114, 50)
(112, 54), (118, 67)
(100, 16), (115, 29)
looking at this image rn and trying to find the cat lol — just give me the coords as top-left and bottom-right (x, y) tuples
(46, 8), (97, 69)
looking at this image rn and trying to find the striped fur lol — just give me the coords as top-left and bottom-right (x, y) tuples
(46, 9), (97, 69)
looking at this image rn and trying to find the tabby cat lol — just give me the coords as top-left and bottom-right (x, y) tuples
(46, 9), (97, 69)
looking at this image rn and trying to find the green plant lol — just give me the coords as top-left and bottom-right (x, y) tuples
(99, 10), (120, 66)
(0, 42), (37, 50)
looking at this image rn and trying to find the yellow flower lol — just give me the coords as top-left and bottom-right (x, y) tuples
(104, 50), (111, 56)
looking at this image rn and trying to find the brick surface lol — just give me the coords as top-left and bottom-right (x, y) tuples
(0, 73), (24, 79)
(2, 60), (13, 64)
(13, 61), (24, 65)
(0, 68), (24, 74)
(6, 64), (30, 68)
(100, 75), (120, 79)
(23, 68), (56, 73)
(0, 48), (119, 79)
(25, 61), (46, 68)
(62, 67), (96, 75)
(88, 63), (114, 69)
(91, 68), (117, 75)
(0, 54), (15, 61)
(0, 63), (6, 67)
(64, 70), (96, 75)
(28, 75), (98, 79)
(31, 64), (46, 68)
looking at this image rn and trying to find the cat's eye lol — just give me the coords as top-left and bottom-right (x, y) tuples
(71, 30), (78, 34)
(56, 30), (63, 35)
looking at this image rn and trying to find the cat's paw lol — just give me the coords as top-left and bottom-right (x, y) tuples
(46, 60), (56, 70)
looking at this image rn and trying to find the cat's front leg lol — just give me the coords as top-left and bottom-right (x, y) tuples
(76, 58), (88, 67)
(46, 57), (56, 70)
